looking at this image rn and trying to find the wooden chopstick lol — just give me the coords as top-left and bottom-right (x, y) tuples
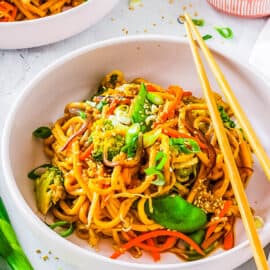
(183, 13), (269, 270)
(184, 14), (270, 181)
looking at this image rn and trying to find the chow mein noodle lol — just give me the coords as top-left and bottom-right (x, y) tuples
(0, 0), (85, 21)
(29, 70), (254, 261)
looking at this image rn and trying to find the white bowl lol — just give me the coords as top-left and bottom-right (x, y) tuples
(2, 36), (270, 270)
(0, 0), (118, 50)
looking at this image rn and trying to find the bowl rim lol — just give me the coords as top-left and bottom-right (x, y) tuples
(0, 0), (92, 27)
(2, 35), (270, 268)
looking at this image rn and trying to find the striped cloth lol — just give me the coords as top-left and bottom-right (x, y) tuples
(207, 0), (270, 17)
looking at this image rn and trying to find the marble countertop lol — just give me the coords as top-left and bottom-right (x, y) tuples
(0, 0), (269, 269)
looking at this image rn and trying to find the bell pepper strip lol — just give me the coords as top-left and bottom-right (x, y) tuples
(0, 198), (34, 270)
(79, 144), (94, 161)
(205, 200), (232, 239)
(162, 127), (207, 150)
(110, 229), (205, 259)
(223, 229), (234, 250)
(146, 238), (160, 261)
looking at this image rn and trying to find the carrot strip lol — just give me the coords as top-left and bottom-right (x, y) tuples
(205, 200), (232, 239)
(106, 99), (118, 116)
(146, 238), (160, 261)
(110, 229), (205, 259)
(135, 236), (176, 253)
(79, 144), (93, 161)
(223, 230), (234, 250)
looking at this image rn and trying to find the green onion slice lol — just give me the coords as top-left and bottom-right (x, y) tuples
(202, 34), (213, 41)
(215, 27), (233, 39)
(155, 151), (168, 171)
(27, 164), (53, 180)
(79, 111), (87, 120)
(32, 126), (52, 139)
(49, 221), (74, 238)
(170, 138), (201, 154)
(192, 19), (205, 26)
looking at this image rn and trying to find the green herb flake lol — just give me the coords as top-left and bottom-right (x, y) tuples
(218, 106), (236, 128)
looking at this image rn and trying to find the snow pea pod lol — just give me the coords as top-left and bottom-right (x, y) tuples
(146, 195), (207, 233)
(130, 83), (148, 131)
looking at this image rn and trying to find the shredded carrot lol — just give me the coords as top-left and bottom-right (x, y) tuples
(205, 200), (232, 239)
(106, 99), (118, 116)
(79, 144), (93, 161)
(146, 238), (160, 261)
(223, 230), (234, 250)
(134, 236), (176, 253)
(167, 85), (183, 118)
(110, 229), (205, 259)
(146, 84), (159, 92)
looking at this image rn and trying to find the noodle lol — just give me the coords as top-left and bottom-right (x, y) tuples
(0, 0), (85, 21)
(31, 70), (254, 262)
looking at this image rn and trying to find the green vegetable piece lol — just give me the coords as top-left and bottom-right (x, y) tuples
(90, 119), (125, 162)
(202, 34), (212, 41)
(144, 151), (168, 186)
(49, 221), (74, 238)
(143, 128), (161, 148)
(96, 100), (108, 112)
(169, 138), (201, 154)
(146, 195), (207, 233)
(155, 151), (168, 171)
(192, 19), (205, 26)
(27, 164), (53, 180)
(146, 92), (164, 105)
(188, 229), (205, 245)
(215, 27), (233, 39)
(144, 167), (165, 186)
(79, 110), (87, 120)
(35, 167), (65, 215)
(130, 83), (148, 131)
(32, 126), (51, 139)
(0, 198), (33, 270)
(122, 123), (140, 158)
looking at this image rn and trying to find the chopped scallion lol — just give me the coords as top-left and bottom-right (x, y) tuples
(215, 27), (233, 39)
(32, 126), (51, 139)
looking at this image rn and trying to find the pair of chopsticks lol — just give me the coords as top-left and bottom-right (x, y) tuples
(183, 13), (270, 270)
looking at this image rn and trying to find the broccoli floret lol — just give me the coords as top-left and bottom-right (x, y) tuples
(35, 167), (65, 215)
(91, 119), (125, 162)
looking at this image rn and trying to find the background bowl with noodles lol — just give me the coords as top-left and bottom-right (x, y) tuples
(0, 0), (119, 50)
(2, 36), (270, 270)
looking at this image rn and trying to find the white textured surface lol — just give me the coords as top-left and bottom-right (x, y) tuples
(0, 0), (269, 269)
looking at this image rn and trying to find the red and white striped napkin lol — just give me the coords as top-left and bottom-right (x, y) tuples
(207, 0), (270, 18)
